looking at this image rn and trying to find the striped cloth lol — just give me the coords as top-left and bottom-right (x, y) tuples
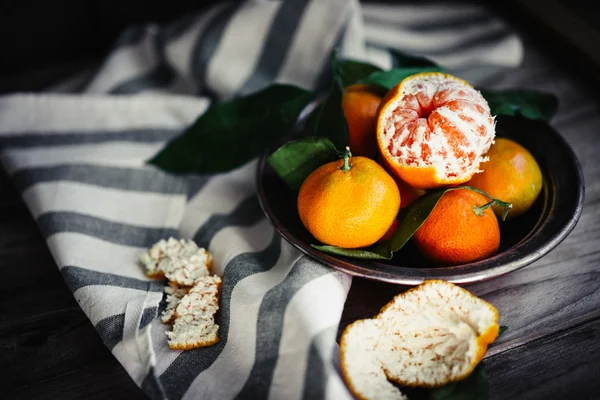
(0, 1), (523, 399)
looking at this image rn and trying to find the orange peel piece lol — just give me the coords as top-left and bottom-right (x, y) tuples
(377, 72), (496, 189)
(340, 280), (499, 400)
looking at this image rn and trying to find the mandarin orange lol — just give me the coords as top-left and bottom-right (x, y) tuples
(413, 189), (500, 265)
(298, 148), (400, 248)
(342, 84), (385, 158)
(377, 72), (495, 189)
(467, 138), (542, 219)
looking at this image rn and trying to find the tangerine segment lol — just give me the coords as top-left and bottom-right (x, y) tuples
(377, 72), (495, 189)
(340, 280), (500, 400)
(297, 155), (400, 249)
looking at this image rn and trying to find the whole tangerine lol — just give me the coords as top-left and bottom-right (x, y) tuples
(413, 189), (500, 265)
(377, 72), (496, 189)
(342, 84), (385, 158)
(467, 138), (542, 219)
(298, 147), (401, 249)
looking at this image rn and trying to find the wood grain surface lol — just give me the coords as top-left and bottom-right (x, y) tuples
(2, 7), (600, 400)
(0, 169), (145, 400)
(486, 318), (600, 400)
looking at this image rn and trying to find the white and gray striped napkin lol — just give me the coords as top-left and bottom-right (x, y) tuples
(0, 1), (522, 399)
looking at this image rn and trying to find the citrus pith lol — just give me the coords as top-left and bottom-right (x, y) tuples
(340, 280), (500, 400)
(377, 72), (495, 189)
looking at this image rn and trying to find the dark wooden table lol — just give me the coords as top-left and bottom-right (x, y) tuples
(2, 12), (600, 400)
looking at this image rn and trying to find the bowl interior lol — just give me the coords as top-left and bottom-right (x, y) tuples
(257, 115), (584, 284)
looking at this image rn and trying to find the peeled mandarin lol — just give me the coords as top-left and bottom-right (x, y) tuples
(377, 72), (495, 189)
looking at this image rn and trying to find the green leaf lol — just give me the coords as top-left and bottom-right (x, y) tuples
(336, 59), (383, 87)
(148, 84), (314, 174)
(364, 188), (451, 259)
(425, 364), (489, 400)
(480, 89), (559, 121)
(499, 325), (508, 336)
(311, 244), (391, 260)
(389, 50), (439, 68)
(334, 50), (439, 90)
(362, 66), (445, 90)
(268, 137), (340, 192)
(304, 61), (349, 150)
(304, 53), (443, 153)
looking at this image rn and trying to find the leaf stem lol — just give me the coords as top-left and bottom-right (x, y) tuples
(341, 146), (352, 171)
(463, 185), (513, 221)
(472, 200), (495, 216)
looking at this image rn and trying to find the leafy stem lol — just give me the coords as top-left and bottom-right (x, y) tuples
(463, 186), (513, 221)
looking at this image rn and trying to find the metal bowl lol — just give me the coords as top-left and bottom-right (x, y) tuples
(256, 115), (584, 285)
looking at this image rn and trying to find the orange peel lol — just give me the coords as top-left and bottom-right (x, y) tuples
(340, 280), (499, 400)
(377, 72), (495, 189)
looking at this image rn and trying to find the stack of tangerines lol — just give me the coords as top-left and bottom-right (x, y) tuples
(298, 72), (543, 265)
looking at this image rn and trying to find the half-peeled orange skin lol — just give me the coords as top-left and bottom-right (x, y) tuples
(376, 72), (496, 189)
(467, 137), (543, 219)
(297, 156), (401, 249)
(413, 189), (500, 265)
(342, 84), (385, 158)
(340, 280), (500, 400)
